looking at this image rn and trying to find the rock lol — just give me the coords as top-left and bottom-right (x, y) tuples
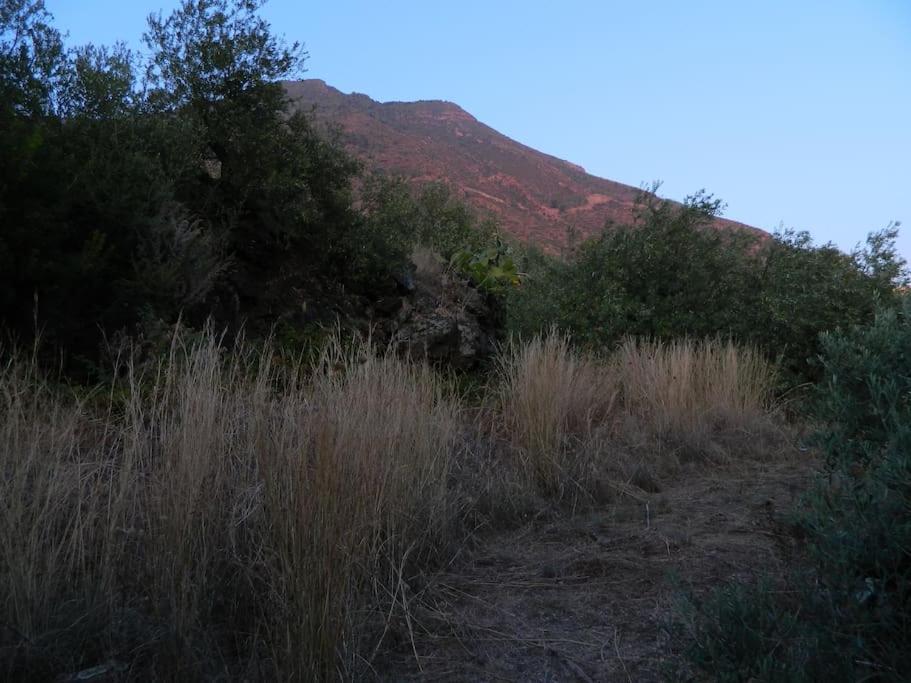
(388, 267), (499, 369)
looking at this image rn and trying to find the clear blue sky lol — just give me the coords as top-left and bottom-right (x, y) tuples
(47, 0), (911, 260)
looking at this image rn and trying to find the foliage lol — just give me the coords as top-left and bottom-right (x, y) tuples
(507, 186), (906, 386)
(753, 226), (905, 384)
(0, 6), (189, 366)
(675, 578), (852, 682)
(676, 303), (911, 681)
(0, 0), (418, 375)
(141, 0), (374, 320)
(508, 187), (761, 345)
(0, 0), (67, 116)
(813, 298), (911, 467)
(450, 236), (520, 294)
(359, 173), (510, 306)
(361, 174), (498, 261)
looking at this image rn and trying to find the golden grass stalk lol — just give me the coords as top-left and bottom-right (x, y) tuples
(262, 338), (459, 678)
(496, 333), (780, 498)
(496, 331), (617, 494)
(615, 337), (777, 443)
(0, 331), (460, 679)
(0, 329), (779, 679)
(0, 358), (128, 676)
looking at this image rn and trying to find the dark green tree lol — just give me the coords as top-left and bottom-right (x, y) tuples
(0, 3), (183, 365)
(142, 0), (372, 328)
(508, 186), (762, 348)
(754, 227), (906, 383)
(507, 186), (906, 386)
(0, 0), (377, 372)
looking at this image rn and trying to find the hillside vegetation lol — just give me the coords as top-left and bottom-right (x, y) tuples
(2, 1), (909, 681)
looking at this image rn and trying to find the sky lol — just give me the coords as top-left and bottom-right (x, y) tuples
(46, 0), (911, 261)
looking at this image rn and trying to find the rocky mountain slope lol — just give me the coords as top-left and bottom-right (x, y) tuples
(285, 79), (763, 250)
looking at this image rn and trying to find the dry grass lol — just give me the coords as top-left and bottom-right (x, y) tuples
(0, 332), (460, 680)
(0, 331), (785, 679)
(410, 245), (446, 281)
(262, 338), (460, 678)
(495, 332), (782, 500)
(496, 332), (617, 495)
(0, 358), (125, 677)
(615, 337), (778, 453)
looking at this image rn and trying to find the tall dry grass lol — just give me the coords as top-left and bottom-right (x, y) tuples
(495, 332), (781, 498)
(615, 337), (778, 447)
(261, 338), (459, 678)
(1, 329), (783, 679)
(0, 332), (461, 680)
(0, 358), (127, 677)
(496, 333), (617, 495)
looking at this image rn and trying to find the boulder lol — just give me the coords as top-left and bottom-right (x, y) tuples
(387, 264), (498, 369)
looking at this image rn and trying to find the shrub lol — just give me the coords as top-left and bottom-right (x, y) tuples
(361, 176), (497, 258)
(753, 227), (905, 385)
(507, 189), (762, 349)
(450, 236), (521, 295)
(0, 1), (420, 376)
(676, 301), (911, 681)
(507, 192), (906, 388)
(675, 579), (852, 682)
(813, 298), (911, 467)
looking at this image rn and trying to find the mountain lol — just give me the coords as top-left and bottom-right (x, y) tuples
(284, 80), (763, 250)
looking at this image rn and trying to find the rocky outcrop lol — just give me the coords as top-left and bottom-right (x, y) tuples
(379, 259), (499, 369)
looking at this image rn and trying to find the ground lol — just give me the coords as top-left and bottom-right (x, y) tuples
(376, 457), (814, 681)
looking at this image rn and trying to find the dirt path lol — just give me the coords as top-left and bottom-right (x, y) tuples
(376, 458), (814, 681)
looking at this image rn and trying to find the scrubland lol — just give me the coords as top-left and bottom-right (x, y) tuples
(1, 330), (790, 680)
(4, 2), (907, 678)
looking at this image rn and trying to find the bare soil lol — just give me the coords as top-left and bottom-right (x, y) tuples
(375, 457), (815, 682)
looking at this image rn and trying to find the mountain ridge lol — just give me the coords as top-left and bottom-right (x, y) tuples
(285, 79), (765, 249)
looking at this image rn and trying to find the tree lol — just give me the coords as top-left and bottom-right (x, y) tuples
(0, 0), (66, 116)
(141, 0), (373, 328)
(0, 2), (179, 365)
(508, 187), (762, 349)
(1, 0), (426, 374)
(755, 227), (906, 383)
(506, 186), (907, 387)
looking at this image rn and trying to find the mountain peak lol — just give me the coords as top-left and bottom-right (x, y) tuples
(284, 79), (762, 249)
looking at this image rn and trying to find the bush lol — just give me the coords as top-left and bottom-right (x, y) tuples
(675, 578), (852, 682)
(450, 236), (521, 295)
(507, 189), (761, 347)
(753, 227), (904, 385)
(676, 301), (911, 681)
(814, 298), (911, 467)
(360, 175), (499, 266)
(507, 188), (906, 387)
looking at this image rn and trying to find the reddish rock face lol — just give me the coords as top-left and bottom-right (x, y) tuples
(285, 80), (764, 251)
